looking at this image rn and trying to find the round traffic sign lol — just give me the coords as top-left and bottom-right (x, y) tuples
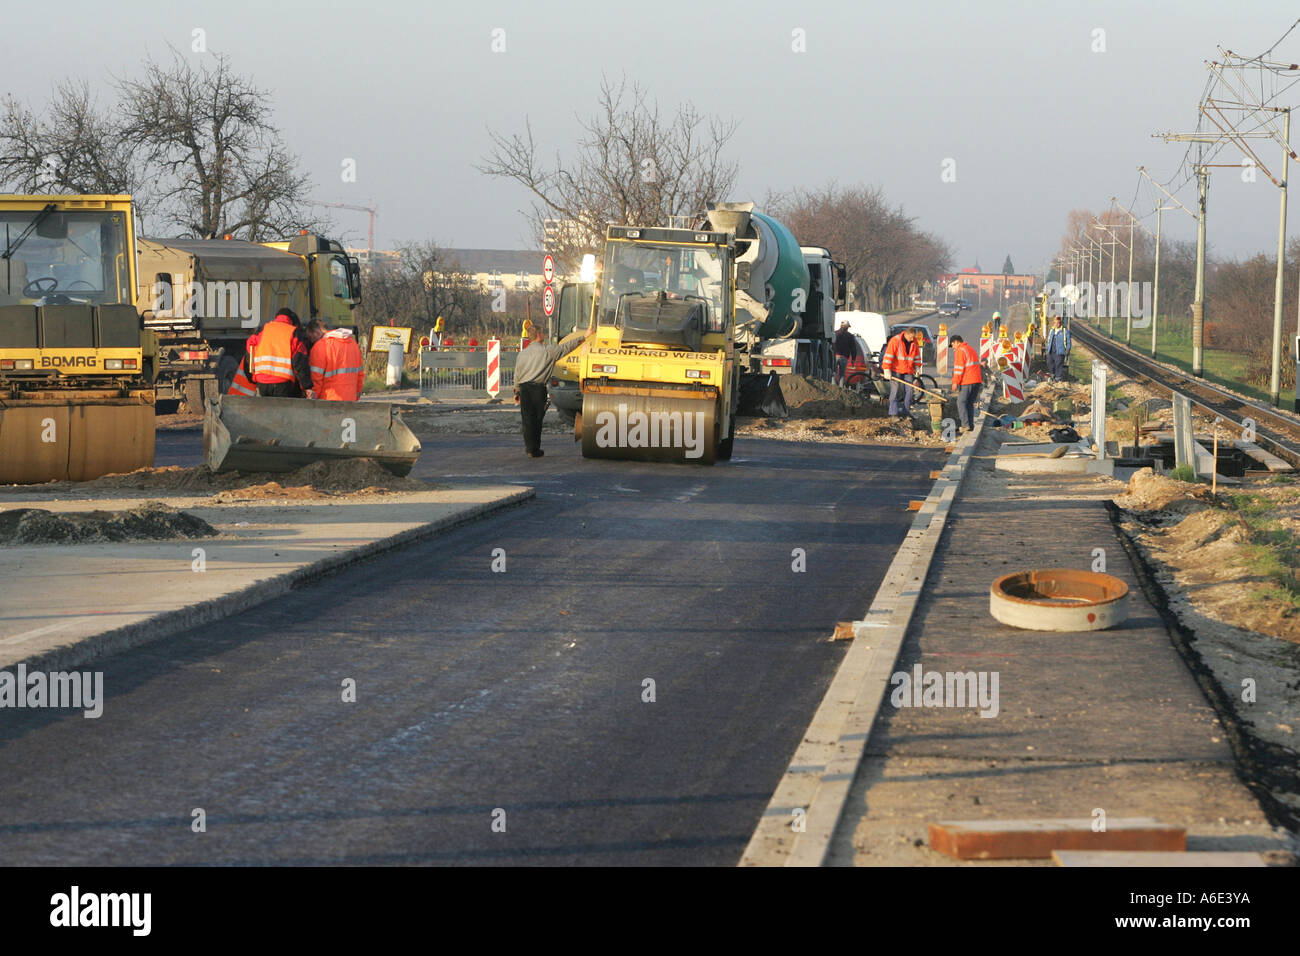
(543, 254), (555, 284)
(542, 284), (555, 317)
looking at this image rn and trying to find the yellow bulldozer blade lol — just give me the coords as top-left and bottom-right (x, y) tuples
(204, 394), (422, 476)
(579, 389), (719, 465)
(0, 389), (156, 484)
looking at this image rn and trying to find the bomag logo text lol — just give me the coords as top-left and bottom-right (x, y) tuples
(40, 356), (97, 368)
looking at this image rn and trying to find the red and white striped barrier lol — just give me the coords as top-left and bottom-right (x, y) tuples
(937, 325), (949, 378)
(979, 333), (992, 364)
(486, 338), (501, 397)
(1001, 359), (1024, 402)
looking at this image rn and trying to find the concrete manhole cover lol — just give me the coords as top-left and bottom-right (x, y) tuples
(989, 569), (1130, 631)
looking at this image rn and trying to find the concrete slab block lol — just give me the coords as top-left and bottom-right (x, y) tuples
(929, 818), (1186, 860)
(1052, 850), (1265, 867)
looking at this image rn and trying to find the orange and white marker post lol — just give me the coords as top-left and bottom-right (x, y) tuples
(937, 323), (949, 378)
(486, 338), (501, 398)
(979, 324), (992, 364)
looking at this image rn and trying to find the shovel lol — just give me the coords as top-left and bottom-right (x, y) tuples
(974, 446), (1070, 460)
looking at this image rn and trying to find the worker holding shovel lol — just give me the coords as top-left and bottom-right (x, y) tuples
(948, 335), (983, 434)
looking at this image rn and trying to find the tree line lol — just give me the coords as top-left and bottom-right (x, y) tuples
(1057, 208), (1298, 389)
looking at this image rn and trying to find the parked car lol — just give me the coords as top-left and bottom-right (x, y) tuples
(938, 302), (961, 316)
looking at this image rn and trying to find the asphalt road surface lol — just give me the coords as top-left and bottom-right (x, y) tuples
(0, 424), (943, 865)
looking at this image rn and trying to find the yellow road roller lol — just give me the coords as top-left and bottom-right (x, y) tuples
(577, 224), (738, 465)
(0, 195), (156, 483)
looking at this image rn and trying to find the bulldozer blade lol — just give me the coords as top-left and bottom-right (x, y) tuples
(0, 389), (155, 484)
(204, 395), (421, 476)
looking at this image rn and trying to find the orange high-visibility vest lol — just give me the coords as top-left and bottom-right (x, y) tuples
(881, 333), (920, 375)
(249, 320), (296, 383)
(227, 364), (257, 396)
(951, 340), (982, 387)
(309, 330), (365, 401)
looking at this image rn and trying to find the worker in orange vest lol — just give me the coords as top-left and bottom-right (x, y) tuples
(881, 327), (922, 417)
(305, 320), (365, 401)
(243, 308), (314, 397)
(948, 334), (983, 434)
(225, 362), (257, 397)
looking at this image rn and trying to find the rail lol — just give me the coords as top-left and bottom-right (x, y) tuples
(1071, 322), (1300, 468)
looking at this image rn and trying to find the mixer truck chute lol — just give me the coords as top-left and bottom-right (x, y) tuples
(0, 195), (156, 484)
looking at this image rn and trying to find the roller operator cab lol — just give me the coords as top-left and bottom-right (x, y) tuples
(0, 195), (156, 483)
(577, 225), (738, 465)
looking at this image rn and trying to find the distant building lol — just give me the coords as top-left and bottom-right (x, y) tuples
(940, 267), (1036, 302)
(347, 248), (402, 276)
(442, 249), (548, 294)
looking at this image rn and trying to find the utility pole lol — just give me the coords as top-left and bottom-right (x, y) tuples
(1271, 109), (1290, 406)
(1193, 166), (1207, 376)
(1137, 166), (1195, 360)
(1111, 198), (1138, 344)
(1091, 218), (1121, 336)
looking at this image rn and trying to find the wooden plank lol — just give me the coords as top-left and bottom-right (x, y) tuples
(1053, 850), (1265, 867)
(1234, 439), (1293, 473)
(929, 818), (1186, 860)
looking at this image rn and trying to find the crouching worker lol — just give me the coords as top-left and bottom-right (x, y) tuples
(305, 320), (365, 401)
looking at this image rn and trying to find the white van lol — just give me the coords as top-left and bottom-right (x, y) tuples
(834, 311), (889, 359)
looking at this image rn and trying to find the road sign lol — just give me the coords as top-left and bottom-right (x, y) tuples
(543, 255), (555, 284)
(542, 285), (555, 317)
(368, 325), (413, 353)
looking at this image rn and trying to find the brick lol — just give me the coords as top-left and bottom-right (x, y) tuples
(929, 818), (1186, 860)
(1053, 850), (1264, 867)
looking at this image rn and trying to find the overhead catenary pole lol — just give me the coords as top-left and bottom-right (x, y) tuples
(1269, 109), (1290, 406)
(1138, 166), (1196, 359)
(1193, 165), (1208, 377)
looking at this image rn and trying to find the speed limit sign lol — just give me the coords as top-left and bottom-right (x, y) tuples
(542, 284), (555, 317)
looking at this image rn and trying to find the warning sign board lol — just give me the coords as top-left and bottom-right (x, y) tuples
(368, 325), (413, 353)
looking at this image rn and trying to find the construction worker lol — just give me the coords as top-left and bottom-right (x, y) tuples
(305, 320), (365, 401)
(1045, 316), (1071, 382)
(881, 326), (922, 418)
(243, 307), (314, 398)
(513, 324), (595, 457)
(225, 361), (257, 397)
(949, 334), (983, 434)
(833, 319), (855, 387)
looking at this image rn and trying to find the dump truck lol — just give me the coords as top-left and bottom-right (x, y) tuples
(0, 194), (157, 483)
(576, 223), (738, 464)
(706, 202), (845, 381)
(137, 233), (361, 412)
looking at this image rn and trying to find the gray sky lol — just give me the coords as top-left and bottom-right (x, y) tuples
(10, 1), (1300, 274)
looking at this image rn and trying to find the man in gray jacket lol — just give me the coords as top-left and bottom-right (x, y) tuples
(513, 326), (593, 457)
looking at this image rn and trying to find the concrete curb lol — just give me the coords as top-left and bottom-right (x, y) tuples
(12, 488), (535, 674)
(739, 393), (991, 867)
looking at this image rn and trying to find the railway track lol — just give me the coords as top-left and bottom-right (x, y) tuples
(1071, 322), (1300, 470)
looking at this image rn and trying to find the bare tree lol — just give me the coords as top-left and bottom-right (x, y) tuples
(116, 51), (317, 240)
(0, 80), (143, 199)
(479, 76), (740, 273)
(773, 183), (951, 310)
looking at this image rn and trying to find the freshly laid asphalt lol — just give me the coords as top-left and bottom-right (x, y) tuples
(0, 424), (943, 865)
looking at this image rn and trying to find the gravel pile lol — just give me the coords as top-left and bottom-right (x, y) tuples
(0, 501), (215, 545)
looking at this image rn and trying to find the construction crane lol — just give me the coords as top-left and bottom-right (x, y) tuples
(311, 200), (377, 259)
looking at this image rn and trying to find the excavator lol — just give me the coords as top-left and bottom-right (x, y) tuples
(576, 223), (738, 465)
(0, 195), (157, 483)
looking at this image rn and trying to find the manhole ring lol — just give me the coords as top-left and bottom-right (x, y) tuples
(989, 568), (1130, 631)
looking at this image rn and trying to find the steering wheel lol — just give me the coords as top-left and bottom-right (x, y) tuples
(23, 276), (57, 296)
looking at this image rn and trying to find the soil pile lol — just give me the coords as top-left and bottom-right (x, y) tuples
(0, 501), (215, 545)
(777, 375), (886, 420)
(1114, 469), (1211, 514)
(48, 459), (429, 497)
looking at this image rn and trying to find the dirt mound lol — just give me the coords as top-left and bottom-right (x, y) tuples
(52, 459), (428, 496)
(1115, 469), (1211, 513)
(777, 375), (886, 420)
(0, 501), (215, 545)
